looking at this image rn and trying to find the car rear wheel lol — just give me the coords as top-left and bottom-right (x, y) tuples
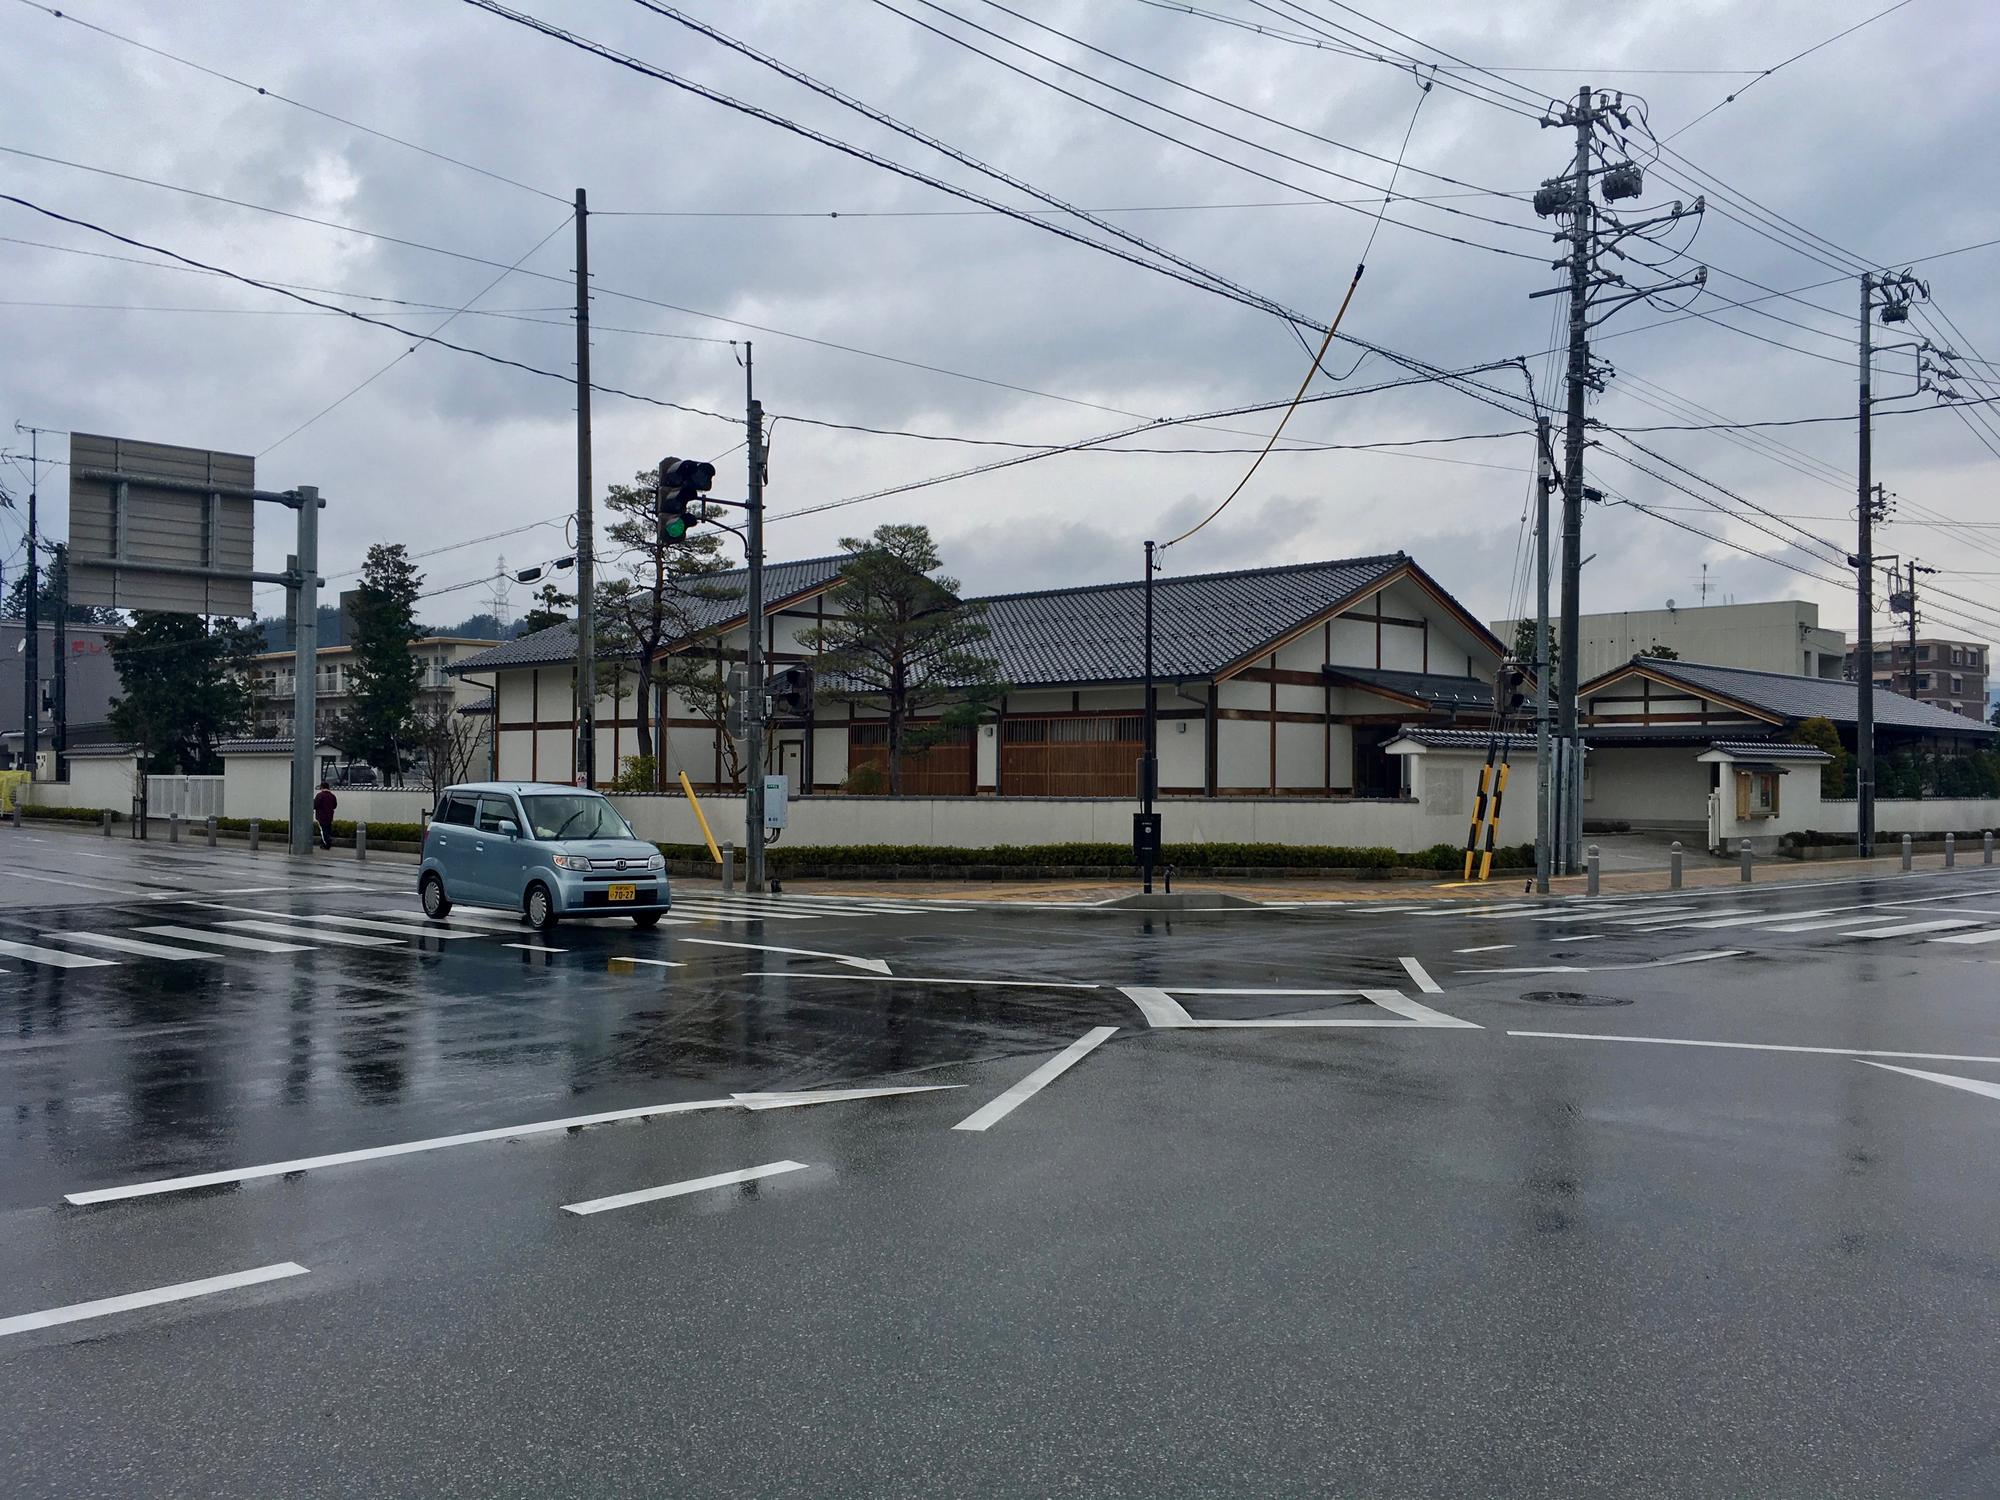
(524, 883), (558, 930)
(632, 911), (664, 929)
(420, 872), (452, 919)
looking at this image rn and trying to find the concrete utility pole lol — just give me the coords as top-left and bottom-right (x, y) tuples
(573, 186), (596, 789)
(1534, 416), (1553, 895)
(1141, 538), (1158, 895)
(22, 425), (38, 776)
(51, 541), (67, 783)
(1533, 86), (1705, 875)
(1854, 268), (1925, 856)
(744, 342), (767, 892)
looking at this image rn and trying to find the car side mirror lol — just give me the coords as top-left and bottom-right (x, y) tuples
(497, 820), (520, 838)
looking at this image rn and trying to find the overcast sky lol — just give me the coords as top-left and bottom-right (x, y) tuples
(3, 0), (1997, 659)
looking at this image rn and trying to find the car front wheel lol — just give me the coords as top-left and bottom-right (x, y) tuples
(525, 883), (558, 930)
(420, 872), (452, 919)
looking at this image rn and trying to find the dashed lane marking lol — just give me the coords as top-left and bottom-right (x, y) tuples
(1455, 944), (1514, 953)
(0, 1263), (310, 1339)
(561, 1161), (809, 1216)
(504, 943), (567, 954)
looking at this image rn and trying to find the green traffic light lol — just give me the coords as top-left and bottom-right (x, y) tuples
(665, 516), (689, 541)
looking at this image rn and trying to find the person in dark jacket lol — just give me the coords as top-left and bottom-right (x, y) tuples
(313, 781), (337, 850)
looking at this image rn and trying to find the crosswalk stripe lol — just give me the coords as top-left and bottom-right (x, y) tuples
(1763, 913), (1916, 934)
(667, 901), (821, 922)
(136, 925), (316, 954)
(1677, 908), (1845, 930)
(366, 908), (522, 931)
(1931, 927), (2000, 946)
(45, 932), (219, 961)
(0, 937), (118, 969)
(217, 920), (405, 948)
(201, 909), (490, 939)
(1842, 918), (1985, 939)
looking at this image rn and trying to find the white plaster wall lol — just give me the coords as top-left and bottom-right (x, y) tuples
(1587, 747), (1714, 823)
(1217, 719), (1267, 787)
(21, 756), (141, 812)
(1327, 615), (1374, 666)
(1808, 797), (2000, 836)
(1159, 721), (1204, 789)
(1274, 722), (1322, 787)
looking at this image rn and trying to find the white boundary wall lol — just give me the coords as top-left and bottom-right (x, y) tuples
(1812, 798), (2000, 836)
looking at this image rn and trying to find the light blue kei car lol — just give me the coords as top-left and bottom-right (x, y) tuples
(418, 782), (671, 931)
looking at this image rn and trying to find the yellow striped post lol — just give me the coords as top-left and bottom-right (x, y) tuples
(1463, 744), (1495, 880)
(1478, 751), (1511, 880)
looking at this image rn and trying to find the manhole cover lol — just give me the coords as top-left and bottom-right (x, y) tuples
(1517, 990), (1632, 1007)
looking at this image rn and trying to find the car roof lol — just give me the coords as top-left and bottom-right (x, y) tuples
(442, 781), (610, 796)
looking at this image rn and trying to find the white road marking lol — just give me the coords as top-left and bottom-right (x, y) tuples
(1623, 908), (1756, 930)
(0, 1263), (309, 1339)
(1550, 934), (1607, 944)
(739, 971), (1099, 989)
(47, 932), (220, 961)
(1597, 907), (1699, 924)
(1455, 943), (1514, 953)
(1467, 949), (1746, 975)
(952, 1027), (1118, 1132)
(66, 1086), (955, 1204)
(216, 920), (404, 948)
(1509, 1032), (2000, 1065)
(189, 907), (487, 939)
(669, 899), (822, 922)
(367, 908), (521, 931)
(1398, 957), (1443, 994)
(1842, 918), (1984, 939)
(729, 1084), (961, 1111)
(682, 938), (891, 975)
(0, 937), (119, 969)
(608, 956), (686, 969)
(1764, 913), (1918, 934)
(135, 925), (315, 954)
(1931, 927), (2000, 946)
(10, 870), (146, 895)
(1118, 986), (1478, 1029)
(1676, 908), (1845, 930)
(504, 943), (566, 954)
(561, 1161), (809, 1216)
(1857, 1061), (2000, 1102)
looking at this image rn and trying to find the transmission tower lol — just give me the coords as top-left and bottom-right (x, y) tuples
(1530, 87), (1707, 874)
(490, 554), (511, 630)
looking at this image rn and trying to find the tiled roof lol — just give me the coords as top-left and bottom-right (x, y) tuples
(1386, 727), (1537, 751)
(215, 737), (337, 754)
(1707, 740), (1833, 762)
(1607, 657), (1995, 736)
(62, 741), (139, 759)
(1324, 665), (1496, 711)
(449, 554), (850, 673)
(971, 553), (1415, 687)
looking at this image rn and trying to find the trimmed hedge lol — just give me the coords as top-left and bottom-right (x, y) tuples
(19, 804), (118, 823)
(655, 839), (1536, 874)
(1783, 827), (1996, 850)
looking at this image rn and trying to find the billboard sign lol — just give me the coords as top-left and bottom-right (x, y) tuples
(67, 433), (256, 616)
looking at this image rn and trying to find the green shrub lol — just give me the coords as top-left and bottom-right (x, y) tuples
(20, 804), (118, 823)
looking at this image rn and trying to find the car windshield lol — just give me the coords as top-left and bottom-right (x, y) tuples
(520, 794), (634, 841)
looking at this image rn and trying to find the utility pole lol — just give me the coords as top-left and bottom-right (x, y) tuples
(744, 342), (767, 892)
(1853, 268), (1926, 857)
(1531, 87), (1704, 875)
(573, 186), (596, 789)
(1534, 417), (1553, 895)
(1140, 539), (1158, 894)
(51, 541), (67, 782)
(22, 425), (38, 777)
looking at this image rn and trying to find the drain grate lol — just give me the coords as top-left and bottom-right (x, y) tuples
(1517, 990), (1632, 1007)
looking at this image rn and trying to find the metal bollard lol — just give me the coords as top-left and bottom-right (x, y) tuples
(206, 815), (218, 848)
(10, 802), (20, 828)
(1986, 830), (1994, 866)
(721, 841), (736, 894)
(355, 823), (368, 861)
(248, 818), (260, 853)
(1946, 832), (1956, 869)
(1901, 834), (1912, 872)
(169, 814), (181, 844)
(1586, 844), (1600, 897)
(1670, 841), (1683, 890)
(101, 809), (111, 837)
(1740, 838), (1753, 883)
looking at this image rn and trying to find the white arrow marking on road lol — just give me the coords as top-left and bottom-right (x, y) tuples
(681, 938), (892, 974)
(1857, 1060), (2000, 1102)
(729, 1084), (961, 1111)
(0, 1262), (309, 1339)
(562, 1161), (809, 1216)
(1398, 957), (1444, 994)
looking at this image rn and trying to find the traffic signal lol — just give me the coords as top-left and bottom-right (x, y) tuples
(1494, 660), (1530, 717)
(657, 456), (717, 542)
(767, 664), (813, 718)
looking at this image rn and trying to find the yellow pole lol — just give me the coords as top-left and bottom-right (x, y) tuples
(1479, 758), (1510, 880)
(1463, 748), (1494, 880)
(678, 769), (722, 864)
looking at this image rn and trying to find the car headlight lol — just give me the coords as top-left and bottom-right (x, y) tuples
(553, 853), (588, 870)
(647, 853), (666, 872)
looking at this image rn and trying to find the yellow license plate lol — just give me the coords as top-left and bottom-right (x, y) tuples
(608, 884), (637, 902)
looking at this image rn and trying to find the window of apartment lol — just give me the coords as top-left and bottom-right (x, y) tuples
(1872, 648), (1889, 664)
(1953, 676), (1964, 694)
(1919, 645), (1933, 661)
(1916, 673), (1932, 690)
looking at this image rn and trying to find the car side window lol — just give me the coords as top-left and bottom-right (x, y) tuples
(476, 796), (517, 834)
(440, 795), (476, 827)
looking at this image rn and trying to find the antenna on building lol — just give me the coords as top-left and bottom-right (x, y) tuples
(1699, 563), (1710, 606)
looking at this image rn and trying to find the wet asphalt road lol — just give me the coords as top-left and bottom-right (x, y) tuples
(4, 826), (2000, 1498)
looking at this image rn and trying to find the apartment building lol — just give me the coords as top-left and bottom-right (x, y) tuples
(1845, 637), (1991, 720)
(248, 636), (501, 740)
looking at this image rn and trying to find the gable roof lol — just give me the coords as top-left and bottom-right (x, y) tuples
(449, 555), (848, 673)
(970, 553), (1497, 688)
(1585, 657), (1996, 736)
